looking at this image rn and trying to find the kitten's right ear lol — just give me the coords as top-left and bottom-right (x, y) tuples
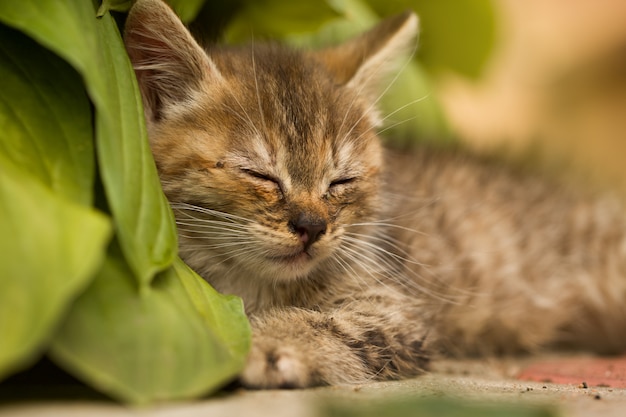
(124, 0), (221, 121)
(314, 11), (418, 102)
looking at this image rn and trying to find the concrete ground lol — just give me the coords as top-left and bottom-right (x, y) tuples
(1, 356), (625, 417)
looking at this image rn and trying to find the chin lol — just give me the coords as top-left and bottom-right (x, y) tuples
(247, 238), (336, 282)
(265, 260), (318, 282)
(256, 252), (325, 282)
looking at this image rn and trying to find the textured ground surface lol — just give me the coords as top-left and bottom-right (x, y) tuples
(1, 355), (625, 417)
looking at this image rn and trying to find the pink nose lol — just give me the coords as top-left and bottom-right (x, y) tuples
(290, 215), (327, 250)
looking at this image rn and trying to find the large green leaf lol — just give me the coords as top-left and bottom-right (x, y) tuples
(0, 24), (94, 206)
(173, 258), (251, 359)
(50, 254), (250, 404)
(0, 22), (110, 379)
(0, 0), (178, 286)
(0, 162), (110, 379)
(93, 12), (178, 286)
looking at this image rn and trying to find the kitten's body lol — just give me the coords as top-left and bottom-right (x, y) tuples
(125, 0), (626, 388)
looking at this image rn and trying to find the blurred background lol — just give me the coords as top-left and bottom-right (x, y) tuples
(440, 1), (626, 189)
(165, 0), (626, 188)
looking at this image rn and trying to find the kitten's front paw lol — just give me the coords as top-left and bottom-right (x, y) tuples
(241, 341), (313, 389)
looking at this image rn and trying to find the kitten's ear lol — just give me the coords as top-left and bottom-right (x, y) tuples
(124, 0), (222, 121)
(314, 11), (418, 98)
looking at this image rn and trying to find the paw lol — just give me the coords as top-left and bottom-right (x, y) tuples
(240, 342), (313, 389)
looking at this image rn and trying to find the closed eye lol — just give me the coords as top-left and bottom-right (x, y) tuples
(241, 169), (282, 188)
(330, 177), (357, 188)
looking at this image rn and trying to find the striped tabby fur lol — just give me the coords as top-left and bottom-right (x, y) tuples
(124, 0), (626, 388)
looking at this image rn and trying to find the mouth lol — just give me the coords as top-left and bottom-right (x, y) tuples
(262, 248), (324, 280)
(269, 250), (312, 265)
(268, 245), (315, 272)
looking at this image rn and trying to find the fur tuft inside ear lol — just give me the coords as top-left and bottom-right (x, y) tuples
(314, 11), (419, 104)
(124, 0), (221, 122)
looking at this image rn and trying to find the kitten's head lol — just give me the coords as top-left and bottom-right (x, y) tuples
(124, 0), (418, 285)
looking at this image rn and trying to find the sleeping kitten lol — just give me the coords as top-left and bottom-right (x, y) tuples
(124, 0), (626, 388)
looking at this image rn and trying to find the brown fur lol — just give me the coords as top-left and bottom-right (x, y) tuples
(125, 0), (626, 388)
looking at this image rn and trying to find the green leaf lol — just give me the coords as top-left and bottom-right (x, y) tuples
(173, 258), (251, 359)
(225, 0), (340, 43)
(287, 0), (378, 45)
(0, 162), (110, 380)
(97, 0), (133, 17)
(0, 0), (178, 286)
(366, 0), (496, 79)
(0, 24), (94, 206)
(96, 0), (207, 22)
(92, 12), (178, 286)
(50, 253), (250, 404)
(167, 0), (207, 23)
(0, 22), (110, 379)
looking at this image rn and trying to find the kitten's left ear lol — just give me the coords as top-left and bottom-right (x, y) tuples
(314, 11), (419, 100)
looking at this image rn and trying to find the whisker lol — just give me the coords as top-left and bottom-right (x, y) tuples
(177, 232), (256, 242)
(175, 220), (250, 232)
(340, 39), (418, 143)
(350, 95), (428, 143)
(343, 232), (427, 267)
(379, 95), (430, 124)
(343, 232), (474, 299)
(205, 245), (269, 269)
(171, 202), (255, 224)
(340, 233), (477, 303)
(176, 222), (249, 237)
(222, 102), (262, 140)
(375, 116), (417, 137)
(335, 243), (409, 297)
(342, 235), (423, 271)
(346, 221), (429, 237)
(180, 242), (255, 251)
(330, 252), (370, 294)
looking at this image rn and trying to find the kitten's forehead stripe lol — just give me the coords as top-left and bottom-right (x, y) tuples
(214, 45), (377, 192)
(250, 133), (274, 167)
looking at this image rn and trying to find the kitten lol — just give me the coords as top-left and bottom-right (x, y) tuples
(124, 0), (626, 388)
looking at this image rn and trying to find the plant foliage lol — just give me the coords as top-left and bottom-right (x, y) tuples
(0, 0), (250, 404)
